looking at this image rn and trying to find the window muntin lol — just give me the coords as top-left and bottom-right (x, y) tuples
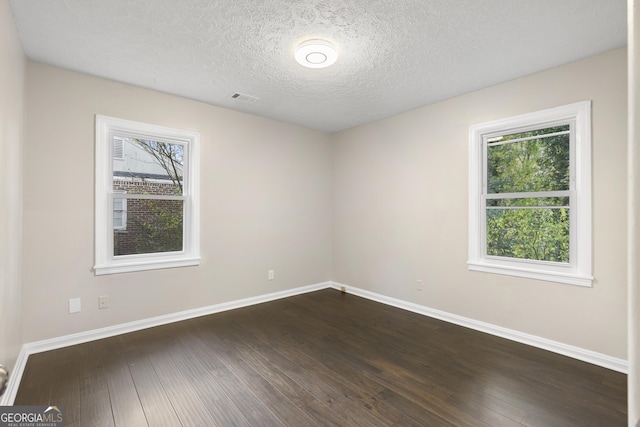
(468, 101), (592, 287)
(95, 115), (200, 275)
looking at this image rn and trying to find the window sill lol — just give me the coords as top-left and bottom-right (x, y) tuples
(467, 261), (593, 287)
(94, 257), (200, 275)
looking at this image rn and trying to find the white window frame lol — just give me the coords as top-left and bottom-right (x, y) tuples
(468, 101), (592, 287)
(94, 115), (200, 275)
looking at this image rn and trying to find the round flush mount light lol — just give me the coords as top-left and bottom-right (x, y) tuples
(295, 39), (338, 69)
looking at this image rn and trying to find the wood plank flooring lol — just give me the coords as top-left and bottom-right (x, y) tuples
(14, 289), (627, 426)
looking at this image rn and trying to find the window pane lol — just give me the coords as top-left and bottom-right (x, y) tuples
(113, 198), (123, 210)
(113, 193), (126, 229)
(486, 207), (569, 262)
(113, 137), (184, 196)
(114, 199), (183, 256)
(113, 210), (123, 228)
(487, 126), (570, 194)
(487, 197), (569, 208)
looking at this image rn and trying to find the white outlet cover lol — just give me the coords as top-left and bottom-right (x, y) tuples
(99, 296), (109, 309)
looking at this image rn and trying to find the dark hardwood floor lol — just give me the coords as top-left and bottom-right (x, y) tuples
(15, 289), (627, 426)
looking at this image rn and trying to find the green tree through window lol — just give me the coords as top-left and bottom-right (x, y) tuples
(112, 138), (186, 256)
(485, 126), (571, 262)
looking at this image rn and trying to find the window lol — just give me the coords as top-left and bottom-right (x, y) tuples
(112, 139), (127, 231)
(95, 115), (200, 275)
(113, 190), (127, 230)
(113, 136), (125, 160)
(468, 101), (592, 286)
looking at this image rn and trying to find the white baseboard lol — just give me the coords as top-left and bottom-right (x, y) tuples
(2, 279), (627, 405)
(24, 281), (330, 356)
(329, 281), (628, 374)
(0, 281), (330, 405)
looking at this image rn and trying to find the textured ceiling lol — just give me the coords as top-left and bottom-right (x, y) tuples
(9, 0), (627, 133)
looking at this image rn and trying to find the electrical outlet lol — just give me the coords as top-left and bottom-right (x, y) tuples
(98, 295), (109, 309)
(69, 298), (81, 314)
(416, 280), (423, 291)
(268, 270), (275, 280)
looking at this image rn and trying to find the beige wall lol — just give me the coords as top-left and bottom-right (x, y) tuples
(332, 48), (628, 359)
(22, 63), (333, 342)
(0, 1), (25, 374)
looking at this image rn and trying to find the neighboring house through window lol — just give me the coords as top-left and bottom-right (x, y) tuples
(468, 101), (592, 286)
(95, 115), (200, 275)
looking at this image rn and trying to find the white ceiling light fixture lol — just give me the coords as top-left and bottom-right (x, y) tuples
(295, 39), (338, 69)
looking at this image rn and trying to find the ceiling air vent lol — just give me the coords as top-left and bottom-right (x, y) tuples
(231, 92), (260, 103)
